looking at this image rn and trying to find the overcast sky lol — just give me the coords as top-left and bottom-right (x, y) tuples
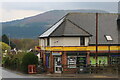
(0, 1), (119, 22)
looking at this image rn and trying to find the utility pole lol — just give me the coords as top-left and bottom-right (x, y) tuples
(96, 13), (98, 67)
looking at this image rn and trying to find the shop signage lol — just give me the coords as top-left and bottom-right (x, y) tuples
(52, 52), (62, 55)
(35, 46), (41, 50)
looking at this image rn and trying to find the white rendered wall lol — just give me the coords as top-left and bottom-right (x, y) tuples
(39, 37), (90, 47)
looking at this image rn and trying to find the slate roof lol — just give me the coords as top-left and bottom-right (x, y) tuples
(50, 19), (92, 37)
(40, 17), (65, 37)
(39, 13), (119, 44)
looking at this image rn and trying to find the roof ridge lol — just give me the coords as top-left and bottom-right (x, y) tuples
(49, 19), (66, 37)
(48, 13), (70, 37)
(62, 18), (67, 35)
(67, 12), (118, 15)
(66, 19), (92, 36)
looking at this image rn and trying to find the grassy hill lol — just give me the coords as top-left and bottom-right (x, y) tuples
(2, 9), (108, 38)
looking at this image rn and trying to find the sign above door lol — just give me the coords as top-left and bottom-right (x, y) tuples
(52, 52), (62, 55)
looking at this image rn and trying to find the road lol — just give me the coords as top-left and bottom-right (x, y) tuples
(0, 67), (46, 78)
(1, 67), (119, 80)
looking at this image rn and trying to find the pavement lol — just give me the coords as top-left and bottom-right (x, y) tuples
(33, 73), (119, 78)
(1, 67), (120, 80)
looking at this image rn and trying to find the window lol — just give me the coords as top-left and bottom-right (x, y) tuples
(105, 35), (113, 41)
(77, 57), (86, 67)
(110, 56), (120, 65)
(80, 37), (85, 45)
(68, 56), (76, 68)
(47, 38), (49, 46)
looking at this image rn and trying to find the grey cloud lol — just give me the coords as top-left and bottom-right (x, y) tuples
(2, 2), (118, 13)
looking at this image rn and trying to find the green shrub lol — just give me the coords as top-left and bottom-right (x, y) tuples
(2, 52), (25, 71)
(10, 58), (19, 70)
(21, 52), (38, 73)
(2, 57), (10, 68)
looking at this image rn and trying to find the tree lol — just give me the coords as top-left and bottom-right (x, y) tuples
(0, 42), (11, 52)
(0, 42), (11, 62)
(2, 34), (16, 49)
(10, 41), (16, 49)
(21, 52), (38, 73)
(2, 34), (9, 45)
(12, 39), (38, 50)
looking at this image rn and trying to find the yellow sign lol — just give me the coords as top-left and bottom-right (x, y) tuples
(45, 46), (120, 51)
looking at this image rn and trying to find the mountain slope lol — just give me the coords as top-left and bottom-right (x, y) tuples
(2, 9), (108, 38)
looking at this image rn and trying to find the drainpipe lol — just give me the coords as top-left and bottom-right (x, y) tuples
(96, 13), (98, 67)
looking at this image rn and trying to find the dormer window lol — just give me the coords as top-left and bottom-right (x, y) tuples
(80, 37), (85, 46)
(105, 35), (113, 41)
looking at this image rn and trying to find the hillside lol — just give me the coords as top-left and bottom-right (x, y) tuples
(2, 9), (108, 38)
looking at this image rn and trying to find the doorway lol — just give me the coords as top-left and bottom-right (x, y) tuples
(54, 56), (62, 73)
(77, 56), (87, 73)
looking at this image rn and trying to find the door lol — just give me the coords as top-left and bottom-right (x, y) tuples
(54, 56), (62, 73)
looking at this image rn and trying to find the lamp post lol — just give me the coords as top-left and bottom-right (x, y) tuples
(8, 34), (10, 46)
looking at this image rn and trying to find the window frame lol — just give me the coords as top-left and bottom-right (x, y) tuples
(67, 56), (77, 68)
(47, 38), (50, 46)
(104, 35), (113, 41)
(80, 37), (85, 46)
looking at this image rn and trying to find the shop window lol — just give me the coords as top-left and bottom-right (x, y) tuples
(68, 56), (76, 68)
(77, 57), (86, 67)
(80, 37), (85, 46)
(90, 56), (108, 65)
(110, 56), (120, 65)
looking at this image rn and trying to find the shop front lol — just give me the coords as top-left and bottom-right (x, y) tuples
(65, 51), (89, 73)
(89, 53), (120, 66)
(45, 51), (90, 74)
(90, 56), (108, 66)
(41, 46), (120, 74)
(110, 54), (120, 65)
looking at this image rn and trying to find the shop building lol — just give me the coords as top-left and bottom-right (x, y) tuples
(39, 13), (120, 73)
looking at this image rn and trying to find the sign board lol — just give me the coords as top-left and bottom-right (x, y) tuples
(35, 46), (41, 50)
(52, 52), (62, 55)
